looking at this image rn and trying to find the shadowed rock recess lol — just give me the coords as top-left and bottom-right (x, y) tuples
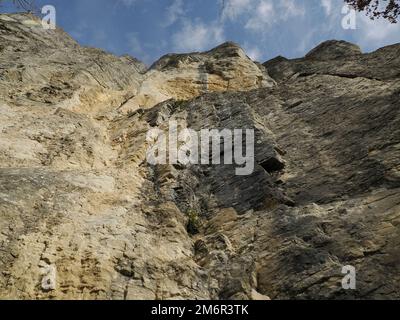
(1, 14), (400, 300)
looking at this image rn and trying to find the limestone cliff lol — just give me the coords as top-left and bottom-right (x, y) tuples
(119, 41), (275, 112)
(0, 13), (399, 300)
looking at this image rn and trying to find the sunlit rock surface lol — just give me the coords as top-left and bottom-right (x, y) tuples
(1, 13), (400, 300)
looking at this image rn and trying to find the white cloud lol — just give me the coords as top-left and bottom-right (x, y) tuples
(245, 0), (275, 31)
(172, 20), (224, 52)
(280, 0), (305, 18)
(221, 0), (252, 20)
(243, 0), (305, 32)
(356, 14), (400, 48)
(321, 0), (333, 16)
(244, 44), (262, 60)
(163, 0), (185, 27)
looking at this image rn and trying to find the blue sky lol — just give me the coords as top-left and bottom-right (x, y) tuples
(2, 0), (400, 65)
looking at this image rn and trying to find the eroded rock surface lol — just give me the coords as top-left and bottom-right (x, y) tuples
(0, 14), (399, 300)
(119, 41), (275, 112)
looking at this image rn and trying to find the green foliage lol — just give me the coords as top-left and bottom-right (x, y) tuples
(186, 208), (202, 235)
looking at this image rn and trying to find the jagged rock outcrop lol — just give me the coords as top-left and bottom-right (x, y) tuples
(119, 41), (275, 112)
(1, 14), (399, 300)
(264, 39), (400, 82)
(305, 40), (362, 60)
(0, 14), (146, 115)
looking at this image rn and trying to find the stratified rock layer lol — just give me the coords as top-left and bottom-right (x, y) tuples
(0, 14), (399, 300)
(119, 41), (275, 112)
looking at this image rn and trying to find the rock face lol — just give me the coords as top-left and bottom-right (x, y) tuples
(264, 39), (400, 82)
(305, 40), (362, 60)
(1, 14), (400, 300)
(119, 41), (275, 112)
(0, 14), (146, 116)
